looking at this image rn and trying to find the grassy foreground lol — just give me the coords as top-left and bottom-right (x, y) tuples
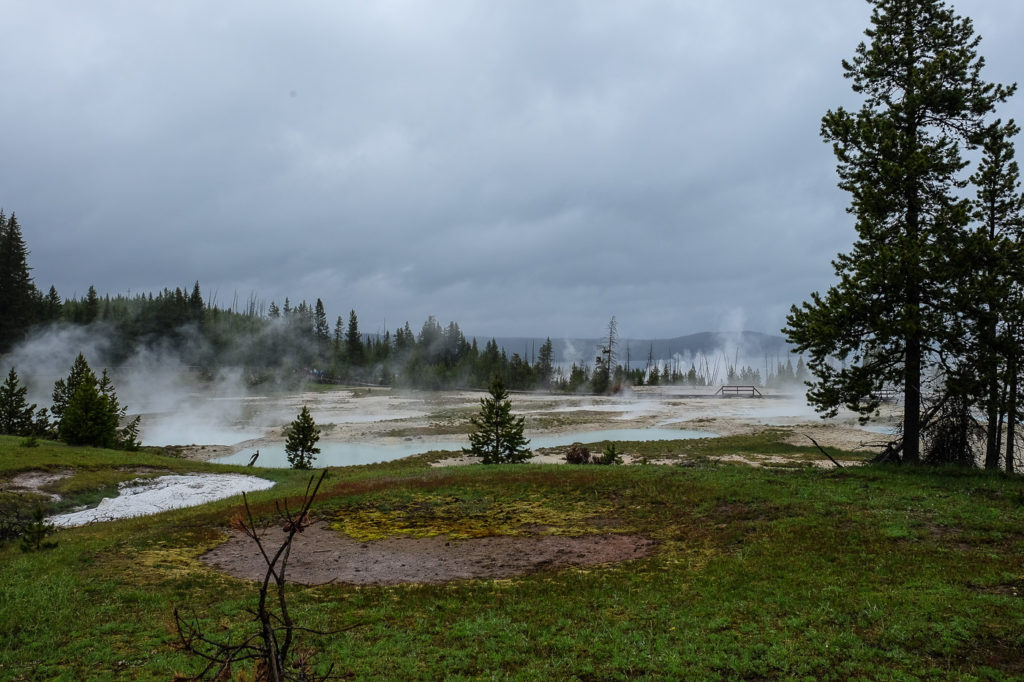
(2, 435), (1023, 680)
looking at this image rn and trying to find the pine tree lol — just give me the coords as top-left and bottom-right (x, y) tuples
(536, 337), (554, 389)
(53, 355), (139, 449)
(98, 369), (140, 450)
(0, 211), (38, 352)
(60, 377), (109, 447)
(41, 285), (62, 323)
(285, 406), (320, 469)
(345, 310), (364, 365)
(83, 285), (100, 324)
(463, 377), (531, 464)
(784, 0), (1014, 463)
(51, 353), (94, 426)
(944, 119), (1024, 469)
(188, 281), (204, 324)
(0, 367), (36, 436)
(313, 299), (330, 361)
(795, 357), (809, 384)
(333, 315), (345, 352)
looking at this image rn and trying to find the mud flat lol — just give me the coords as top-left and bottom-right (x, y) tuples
(153, 386), (897, 466)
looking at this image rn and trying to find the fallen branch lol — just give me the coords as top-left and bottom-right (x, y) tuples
(803, 434), (843, 468)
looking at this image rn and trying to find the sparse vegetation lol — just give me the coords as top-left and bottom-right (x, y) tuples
(563, 442), (622, 465)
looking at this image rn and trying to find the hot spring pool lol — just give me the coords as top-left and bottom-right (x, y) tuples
(215, 427), (716, 468)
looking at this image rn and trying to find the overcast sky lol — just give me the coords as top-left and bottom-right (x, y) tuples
(2, 1), (1021, 340)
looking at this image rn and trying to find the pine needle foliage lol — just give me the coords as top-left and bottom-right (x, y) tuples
(285, 405), (320, 469)
(464, 377), (531, 464)
(52, 354), (140, 450)
(784, 0), (1015, 463)
(0, 367), (35, 436)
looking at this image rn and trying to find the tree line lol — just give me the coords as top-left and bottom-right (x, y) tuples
(1, 218), (808, 395)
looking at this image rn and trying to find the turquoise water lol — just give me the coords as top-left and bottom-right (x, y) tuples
(216, 427), (715, 468)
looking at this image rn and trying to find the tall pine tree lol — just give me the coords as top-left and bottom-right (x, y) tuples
(0, 367), (36, 436)
(944, 120), (1024, 469)
(0, 212), (38, 352)
(784, 0), (1014, 463)
(345, 310), (364, 365)
(313, 298), (330, 362)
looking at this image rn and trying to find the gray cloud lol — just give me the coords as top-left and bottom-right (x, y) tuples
(2, 1), (1021, 338)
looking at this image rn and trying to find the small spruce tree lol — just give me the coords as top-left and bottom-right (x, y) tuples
(464, 377), (531, 464)
(53, 356), (140, 449)
(285, 406), (320, 469)
(0, 212), (39, 353)
(98, 370), (141, 450)
(51, 353), (92, 426)
(60, 378), (108, 446)
(0, 367), (36, 436)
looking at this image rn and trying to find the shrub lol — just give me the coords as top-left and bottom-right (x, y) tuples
(19, 507), (57, 553)
(564, 444), (591, 464)
(596, 443), (623, 465)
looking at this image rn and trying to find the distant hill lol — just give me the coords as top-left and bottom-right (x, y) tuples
(481, 331), (794, 369)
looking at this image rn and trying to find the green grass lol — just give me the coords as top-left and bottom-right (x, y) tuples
(530, 426), (869, 467)
(2, 435), (1024, 680)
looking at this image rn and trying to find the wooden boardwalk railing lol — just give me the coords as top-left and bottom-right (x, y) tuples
(715, 385), (763, 398)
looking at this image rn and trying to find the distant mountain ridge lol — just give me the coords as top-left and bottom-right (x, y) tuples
(483, 331), (793, 369)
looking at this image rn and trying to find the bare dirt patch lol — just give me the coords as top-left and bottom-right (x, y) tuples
(1, 469), (74, 500)
(202, 522), (655, 585)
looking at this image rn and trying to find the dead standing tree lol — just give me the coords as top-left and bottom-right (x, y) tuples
(174, 470), (340, 681)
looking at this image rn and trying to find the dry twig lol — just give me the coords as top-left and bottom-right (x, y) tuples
(174, 470), (341, 681)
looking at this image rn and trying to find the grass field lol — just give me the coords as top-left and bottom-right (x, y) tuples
(2, 434), (1023, 680)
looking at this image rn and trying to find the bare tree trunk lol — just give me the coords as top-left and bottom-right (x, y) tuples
(1007, 353), (1017, 474)
(904, 331), (922, 464)
(985, 374), (1001, 469)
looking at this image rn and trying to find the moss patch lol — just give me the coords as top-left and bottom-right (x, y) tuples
(327, 493), (619, 541)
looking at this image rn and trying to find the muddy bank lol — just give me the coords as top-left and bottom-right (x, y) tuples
(202, 522), (655, 585)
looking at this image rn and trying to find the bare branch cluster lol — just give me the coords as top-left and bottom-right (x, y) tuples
(174, 470), (342, 681)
